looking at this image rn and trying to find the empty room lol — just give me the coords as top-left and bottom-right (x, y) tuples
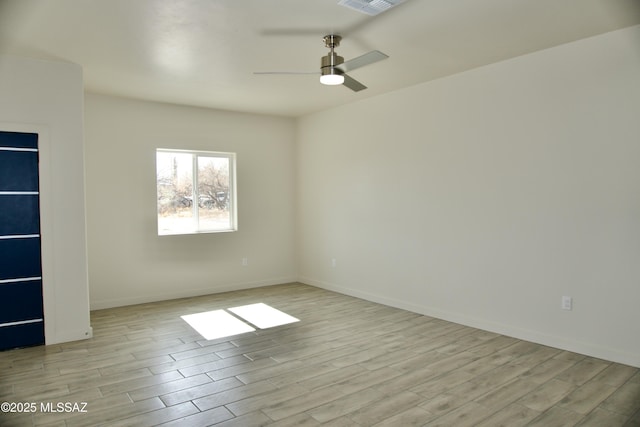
(1, 0), (640, 425)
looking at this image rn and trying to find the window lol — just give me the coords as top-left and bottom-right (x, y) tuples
(156, 149), (236, 235)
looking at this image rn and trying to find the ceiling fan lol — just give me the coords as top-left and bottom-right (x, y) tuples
(254, 35), (388, 92)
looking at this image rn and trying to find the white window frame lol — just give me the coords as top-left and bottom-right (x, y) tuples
(156, 148), (237, 235)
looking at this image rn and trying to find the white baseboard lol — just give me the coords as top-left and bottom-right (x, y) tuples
(89, 277), (298, 310)
(47, 326), (93, 345)
(299, 276), (640, 368)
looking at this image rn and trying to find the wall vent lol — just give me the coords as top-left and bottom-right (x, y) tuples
(338, 0), (407, 16)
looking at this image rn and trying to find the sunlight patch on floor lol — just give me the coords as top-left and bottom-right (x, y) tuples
(228, 303), (300, 329)
(181, 303), (299, 340)
(181, 309), (255, 340)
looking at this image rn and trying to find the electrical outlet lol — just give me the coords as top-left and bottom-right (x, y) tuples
(331, 258), (337, 268)
(561, 296), (572, 311)
(242, 257), (248, 266)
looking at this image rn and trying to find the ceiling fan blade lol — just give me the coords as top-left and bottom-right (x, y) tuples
(260, 28), (332, 37)
(337, 50), (388, 73)
(342, 74), (367, 92)
(253, 71), (319, 75)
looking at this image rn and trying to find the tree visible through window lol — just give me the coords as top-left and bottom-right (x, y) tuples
(156, 149), (236, 235)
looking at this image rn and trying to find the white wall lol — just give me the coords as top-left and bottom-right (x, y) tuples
(297, 26), (640, 367)
(84, 94), (297, 309)
(0, 55), (92, 344)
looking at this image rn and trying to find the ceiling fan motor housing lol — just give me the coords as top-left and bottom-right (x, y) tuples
(321, 51), (345, 77)
(321, 35), (345, 77)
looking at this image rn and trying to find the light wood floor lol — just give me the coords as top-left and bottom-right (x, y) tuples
(1, 283), (639, 426)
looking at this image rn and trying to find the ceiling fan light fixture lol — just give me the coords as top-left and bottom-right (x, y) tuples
(320, 72), (345, 85)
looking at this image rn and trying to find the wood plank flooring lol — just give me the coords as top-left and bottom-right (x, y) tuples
(1, 283), (639, 426)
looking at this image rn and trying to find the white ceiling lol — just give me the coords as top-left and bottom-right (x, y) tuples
(1, 0), (639, 117)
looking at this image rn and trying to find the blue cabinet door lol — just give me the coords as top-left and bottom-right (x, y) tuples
(0, 130), (45, 350)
